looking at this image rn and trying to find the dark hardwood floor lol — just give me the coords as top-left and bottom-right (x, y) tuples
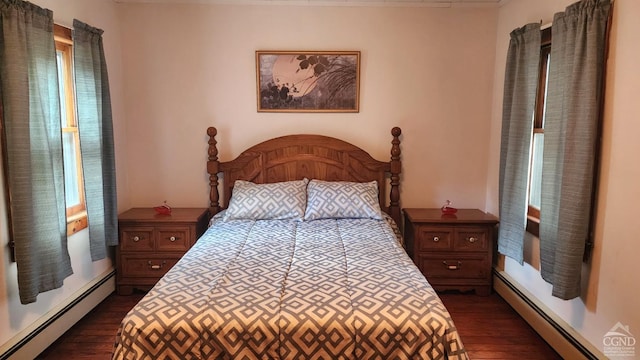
(438, 291), (562, 359)
(36, 291), (145, 360)
(37, 290), (561, 359)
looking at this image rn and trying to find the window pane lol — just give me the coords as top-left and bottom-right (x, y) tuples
(63, 132), (80, 208)
(541, 53), (550, 128)
(529, 133), (544, 209)
(56, 51), (67, 128)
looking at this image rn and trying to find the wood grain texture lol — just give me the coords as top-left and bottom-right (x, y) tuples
(207, 127), (403, 225)
(404, 208), (499, 296)
(38, 291), (560, 359)
(37, 292), (144, 359)
(115, 208), (209, 295)
(438, 292), (562, 360)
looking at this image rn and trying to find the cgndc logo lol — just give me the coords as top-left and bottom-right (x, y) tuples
(604, 322), (635, 358)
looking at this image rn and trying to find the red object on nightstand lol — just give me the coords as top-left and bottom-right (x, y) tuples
(153, 201), (172, 215)
(441, 200), (458, 215)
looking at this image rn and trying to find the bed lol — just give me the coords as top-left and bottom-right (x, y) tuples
(112, 127), (468, 360)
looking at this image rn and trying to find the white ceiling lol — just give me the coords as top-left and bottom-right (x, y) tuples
(113, 0), (508, 8)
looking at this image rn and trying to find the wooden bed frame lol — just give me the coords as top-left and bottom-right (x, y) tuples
(206, 127), (402, 224)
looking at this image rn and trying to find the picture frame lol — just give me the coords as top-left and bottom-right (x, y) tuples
(256, 50), (360, 113)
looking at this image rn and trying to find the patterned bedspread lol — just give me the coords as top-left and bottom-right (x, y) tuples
(112, 217), (468, 359)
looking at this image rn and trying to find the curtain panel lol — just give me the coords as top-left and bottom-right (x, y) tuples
(0, 0), (72, 304)
(73, 19), (118, 261)
(540, 0), (611, 300)
(497, 23), (541, 264)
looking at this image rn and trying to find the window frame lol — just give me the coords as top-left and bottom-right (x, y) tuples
(525, 27), (551, 237)
(524, 22), (605, 264)
(55, 24), (88, 236)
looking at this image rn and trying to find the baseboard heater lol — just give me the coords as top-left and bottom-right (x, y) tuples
(0, 270), (115, 360)
(493, 270), (604, 360)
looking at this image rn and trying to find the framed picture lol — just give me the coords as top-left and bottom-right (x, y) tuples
(256, 50), (360, 113)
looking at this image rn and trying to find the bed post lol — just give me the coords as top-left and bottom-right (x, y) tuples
(389, 127), (402, 225)
(207, 127), (221, 216)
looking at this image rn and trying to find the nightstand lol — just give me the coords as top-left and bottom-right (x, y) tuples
(403, 208), (499, 296)
(116, 207), (210, 295)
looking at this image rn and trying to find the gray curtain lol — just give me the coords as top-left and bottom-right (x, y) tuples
(73, 19), (117, 261)
(540, 0), (611, 300)
(0, 0), (72, 304)
(498, 23), (541, 264)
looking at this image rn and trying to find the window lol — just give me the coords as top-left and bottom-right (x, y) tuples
(1, 7), (116, 299)
(499, 3), (610, 298)
(525, 25), (601, 262)
(525, 27), (551, 237)
(54, 24), (88, 235)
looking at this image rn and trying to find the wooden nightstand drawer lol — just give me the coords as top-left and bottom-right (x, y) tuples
(120, 254), (180, 278)
(156, 227), (191, 251)
(403, 208), (498, 296)
(415, 254), (489, 280)
(120, 227), (154, 251)
(416, 227), (452, 250)
(453, 227), (488, 251)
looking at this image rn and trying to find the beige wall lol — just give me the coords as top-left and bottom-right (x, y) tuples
(1, 1), (499, 350)
(3, 0), (637, 357)
(488, 0), (640, 356)
(118, 3), (498, 210)
(0, 0), (127, 349)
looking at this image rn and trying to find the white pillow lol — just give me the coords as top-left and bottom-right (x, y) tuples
(304, 180), (383, 221)
(224, 178), (309, 221)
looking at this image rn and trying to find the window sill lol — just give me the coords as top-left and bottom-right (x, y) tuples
(9, 212), (88, 262)
(526, 215), (540, 238)
(67, 211), (88, 236)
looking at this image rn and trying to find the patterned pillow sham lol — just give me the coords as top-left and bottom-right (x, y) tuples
(304, 179), (384, 221)
(224, 178), (309, 221)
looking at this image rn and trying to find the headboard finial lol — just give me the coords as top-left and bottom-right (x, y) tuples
(389, 126), (402, 225)
(207, 127), (220, 216)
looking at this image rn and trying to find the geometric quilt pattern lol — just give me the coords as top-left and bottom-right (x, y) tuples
(112, 217), (468, 360)
(304, 180), (384, 220)
(224, 178), (309, 221)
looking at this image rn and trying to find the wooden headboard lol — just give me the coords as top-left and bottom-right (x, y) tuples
(207, 127), (402, 224)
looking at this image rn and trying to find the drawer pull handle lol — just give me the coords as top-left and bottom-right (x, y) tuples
(443, 261), (462, 270)
(168, 236), (178, 242)
(132, 236), (141, 242)
(467, 236), (477, 243)
(433, 236), (440, 242)
(148, 260), (167, 270)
